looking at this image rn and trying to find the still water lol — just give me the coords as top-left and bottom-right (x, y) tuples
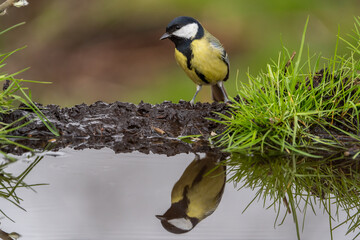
(0, 148), (356, 239)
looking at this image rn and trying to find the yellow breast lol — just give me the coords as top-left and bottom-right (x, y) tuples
(174, 37), (228, 86)
(191, 38), (228, 84)
(174, 48), (203, 85)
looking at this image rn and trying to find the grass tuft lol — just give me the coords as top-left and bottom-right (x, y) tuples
(0, 23), (59, 155)
(213, 17), (360, 157)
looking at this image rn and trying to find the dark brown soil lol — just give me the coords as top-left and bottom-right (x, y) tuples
(1, 101), (229, 156)
(2, 97), (360, 158)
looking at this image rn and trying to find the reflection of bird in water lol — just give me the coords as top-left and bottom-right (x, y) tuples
(156, 153), (226, 234)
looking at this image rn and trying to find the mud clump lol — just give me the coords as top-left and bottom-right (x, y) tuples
(1, 101), (229, 156)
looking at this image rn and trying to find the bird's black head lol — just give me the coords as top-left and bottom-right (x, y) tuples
(155, 199), (199, 234)
(156, 214), (199, 234)
(160, 16), (204, 45)
(156, 215), (192, 234)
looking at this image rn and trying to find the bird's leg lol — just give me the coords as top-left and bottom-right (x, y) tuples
(217, 81), (229, 103)
(190, 85), (202, 105)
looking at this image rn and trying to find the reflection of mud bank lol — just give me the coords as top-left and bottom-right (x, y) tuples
(1, 101), (229, 156)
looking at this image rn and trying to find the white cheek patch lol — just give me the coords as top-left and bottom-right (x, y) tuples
(168, 218), (193, 231)
(172, 23), (199, 39)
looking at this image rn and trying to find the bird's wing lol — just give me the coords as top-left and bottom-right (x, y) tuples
(205, 31), (229, 66)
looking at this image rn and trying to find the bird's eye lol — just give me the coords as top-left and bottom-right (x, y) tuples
(175, 25), (181, 30)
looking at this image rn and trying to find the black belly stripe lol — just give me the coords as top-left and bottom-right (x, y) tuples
(187, 53), (192, 70)
(195, 69), (210, 84)
(174, 39), (193, 70)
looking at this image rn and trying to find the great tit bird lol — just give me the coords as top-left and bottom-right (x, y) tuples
(160, 16), (230, 104)
(156, 153), (226, 234)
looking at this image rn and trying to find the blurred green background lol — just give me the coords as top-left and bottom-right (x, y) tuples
(0, 0), (359, 106)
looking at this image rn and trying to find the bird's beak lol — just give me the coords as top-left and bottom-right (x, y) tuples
(156, 215), (166, 221)
(160, 32), (171, 40)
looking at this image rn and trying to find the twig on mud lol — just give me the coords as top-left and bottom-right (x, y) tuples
(151, 126), (166, 135)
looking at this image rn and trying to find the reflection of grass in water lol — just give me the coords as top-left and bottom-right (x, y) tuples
(213, 17), (360, 157)
(0, 154), (45, 222)
(226, 152), (360, 239)
(0, 23), (56, 226)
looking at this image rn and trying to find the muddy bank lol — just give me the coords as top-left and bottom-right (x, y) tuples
(1, 101), (229, 156)
(2, 99), (360, 157)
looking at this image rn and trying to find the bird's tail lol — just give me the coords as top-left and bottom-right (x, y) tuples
(211, 84), (228, 102)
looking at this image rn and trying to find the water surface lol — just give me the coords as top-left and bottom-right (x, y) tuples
(0, 148), (356, 239)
